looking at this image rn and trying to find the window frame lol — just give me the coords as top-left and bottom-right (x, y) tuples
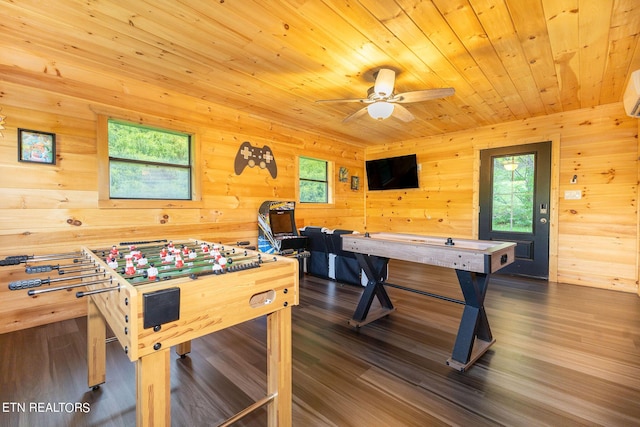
(97, 113), (202, 209)
(298, 156), (334, 205)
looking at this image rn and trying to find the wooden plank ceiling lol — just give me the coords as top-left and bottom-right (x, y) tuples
(1, 0), (639, 145)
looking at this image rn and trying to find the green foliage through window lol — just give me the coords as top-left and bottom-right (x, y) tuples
(491, 154), (535, 233)
(299, 157), (328, 203)
(108, 120), (192, 200)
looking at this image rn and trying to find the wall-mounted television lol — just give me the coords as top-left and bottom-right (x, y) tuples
(365, 154), (419, 191)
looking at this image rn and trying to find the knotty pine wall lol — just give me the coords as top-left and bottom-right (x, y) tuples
(365, 103), (639, 295)
(0, 79), (365, 334)
(1, 73), (638, 335)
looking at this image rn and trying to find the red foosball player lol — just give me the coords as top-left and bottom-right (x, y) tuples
(147, 263), (158, 281)
(124, 255), (136, 276)
(181, 245), (190, 256)
(110, 245), (119, 257)
(159, 246), (168, 259)
(201, 243), (210, 256)
(174, 252), (184, 268)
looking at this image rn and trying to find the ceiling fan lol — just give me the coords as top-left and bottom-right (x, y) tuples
(316, 68), (455, 123)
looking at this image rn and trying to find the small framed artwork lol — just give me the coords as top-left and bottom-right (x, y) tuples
(339, 167), (349, 182)
(351, 176), (359, 190)
(18, 128), (56, 165)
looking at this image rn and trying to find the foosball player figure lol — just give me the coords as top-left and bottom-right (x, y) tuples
(163, 250), (174, 265)
(188, 249), (198, 260)
(131, 249), (142, 260)
(106, 254), (119, 269)
(201, 243), (210, 256)
(146, 263), (158, 281)
(110, 245), (119, 257)
(174, 252), (184, 268)
(159, 246), (168, 260)
(181, 245), (190, 256)
(124, 255), (136, 276)
(137, 253), (148, 268)
(216, 255), (227, 270)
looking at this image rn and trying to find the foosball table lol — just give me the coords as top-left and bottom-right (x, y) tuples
(5, 238), (299, 427)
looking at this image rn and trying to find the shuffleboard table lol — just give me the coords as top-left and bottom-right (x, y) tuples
(341, 232), (515, 371)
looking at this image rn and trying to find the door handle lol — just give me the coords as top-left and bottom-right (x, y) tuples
(540, 218), (548, 224)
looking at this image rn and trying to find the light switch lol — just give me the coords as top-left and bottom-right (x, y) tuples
(564, 190), (582, 200)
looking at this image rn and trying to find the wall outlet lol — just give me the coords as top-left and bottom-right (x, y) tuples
(564, 190), (582, 200)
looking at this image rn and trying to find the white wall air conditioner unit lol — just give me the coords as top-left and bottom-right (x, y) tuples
(623, 69), (640, 118)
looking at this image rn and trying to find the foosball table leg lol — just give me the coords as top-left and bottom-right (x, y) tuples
(267, 307), (293, 427)
(176, 341), (191, 358)
(87, 298), (106, 389)
(136, 348), (171, 427)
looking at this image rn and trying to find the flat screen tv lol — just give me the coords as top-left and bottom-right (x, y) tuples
(365, 154), (419, 191)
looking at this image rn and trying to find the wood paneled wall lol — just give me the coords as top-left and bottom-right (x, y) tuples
(365, 103), (639, 294)
(0, 77), (365, 334)
(1, 63), (638, 335)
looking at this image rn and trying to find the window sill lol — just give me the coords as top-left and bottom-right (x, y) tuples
(98, 199), (204, 209)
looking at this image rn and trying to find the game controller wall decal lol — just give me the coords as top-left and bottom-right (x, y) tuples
(234, 141), (278, 178)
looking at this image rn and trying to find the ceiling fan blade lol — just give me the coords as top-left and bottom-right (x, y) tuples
(315, 98), (369, 103)
(392, 104), (415, 122)
(374, 68), (395, 97)
(394, 88), (455, 103)
(342, 106), (370, 123)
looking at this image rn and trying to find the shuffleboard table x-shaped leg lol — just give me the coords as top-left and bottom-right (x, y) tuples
(348, 254), (496, 371)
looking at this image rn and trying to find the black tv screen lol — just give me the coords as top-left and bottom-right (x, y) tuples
(365, 154), (419, 190)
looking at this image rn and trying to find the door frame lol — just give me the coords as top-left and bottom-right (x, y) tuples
(471, 135), (560, 282)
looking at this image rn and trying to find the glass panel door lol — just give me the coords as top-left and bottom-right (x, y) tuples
(491, 154), (535, 233)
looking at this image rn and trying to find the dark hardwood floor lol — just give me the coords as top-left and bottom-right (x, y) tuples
(1, 260), (639, 426)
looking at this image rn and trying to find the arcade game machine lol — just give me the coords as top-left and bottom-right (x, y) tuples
(258, 201), (309, 274)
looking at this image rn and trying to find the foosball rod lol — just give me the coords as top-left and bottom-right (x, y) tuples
(124, 255), (277, 285)
(76, 284), (120, 298)
(8, 271), (106, 291)
(27, 277), (113, 296)
(25, 261), (97, 275)
(91, 241), (207, 261)
(122, 253), (268, 284)
(105, 247), (258, 272)
(0, 252), (84, 266)
(91, 238), (236, 254)
(117, 257), (228, 281)
(93, 240), (252, 257)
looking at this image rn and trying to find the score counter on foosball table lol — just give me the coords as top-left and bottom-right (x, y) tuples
(79, 239), (299, 427)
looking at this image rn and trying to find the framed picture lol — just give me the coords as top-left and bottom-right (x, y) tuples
(339, 167), (349, 182)
(351, 176), (359, 190)
(18, 128), (56, 164)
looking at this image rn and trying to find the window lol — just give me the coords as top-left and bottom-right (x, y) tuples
(299, 157), (330, 203)
(491, 153), (535, 233)
(97, 114), (200, 207)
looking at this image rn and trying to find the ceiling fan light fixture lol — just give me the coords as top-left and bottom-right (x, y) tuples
(373, 68), (395, 97)
(368, 101), (394, 120)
